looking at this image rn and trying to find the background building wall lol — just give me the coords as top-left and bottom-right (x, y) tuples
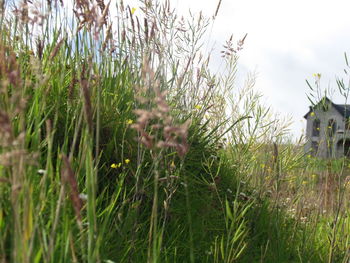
(305, 102), (344, 158)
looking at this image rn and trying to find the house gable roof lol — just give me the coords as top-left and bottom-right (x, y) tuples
(304, 96), (350, 119)
(332, 104), (350, 118)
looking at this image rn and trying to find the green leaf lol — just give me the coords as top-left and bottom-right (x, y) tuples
(225, 200), (234, 221)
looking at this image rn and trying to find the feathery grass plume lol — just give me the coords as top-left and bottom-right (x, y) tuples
(214, 0), (222, 19)
(19, 0), (29, 23)
(101, 22), (113, 51)
(0, 0), (4, 13)
(61, 154), (83, 225)
(0, 43), (22, 89)
(74, 0), (110, 40)
(12, 0), (48, 27)
(221, 34), (247, 59)
(49, 37), (65, 60)
(96, 0), (106, 13)
(132, 60), (190, 158)
(35, 37), (44, 60)
(80, 62), (94, 134)
(0, 111), (13, 145)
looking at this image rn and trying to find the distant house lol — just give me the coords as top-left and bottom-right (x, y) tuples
(304, 97), (350, 158)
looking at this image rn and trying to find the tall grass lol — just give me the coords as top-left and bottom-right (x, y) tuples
(0, 0), (349, 262)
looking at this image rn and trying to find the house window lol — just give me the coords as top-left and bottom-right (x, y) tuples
(312, 119), (320, 136)
(327, 119), (336, 137)
(311, 141), (319, 156)
(337, 139), (350, 157)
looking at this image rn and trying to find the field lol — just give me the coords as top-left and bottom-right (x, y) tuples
(0, 0), (350, 262)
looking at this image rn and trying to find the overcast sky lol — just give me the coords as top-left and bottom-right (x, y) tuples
(124, 0), (350, 138)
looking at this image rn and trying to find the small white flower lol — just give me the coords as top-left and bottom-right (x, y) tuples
(79, 193), (88, 201)
(37, 169), (47, 175)
(300, 216), (308, 223)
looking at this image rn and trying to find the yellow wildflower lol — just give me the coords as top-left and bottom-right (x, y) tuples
(260, 164), (265, 169)
(302, 180), (307, 185)
(125, 159), (130, 164)
(310, 112), (315, 117)
(194, 105), (202, 110)
(111, 163), (122, 169)
(131, 7), (136, 15)
(126, 119), (133, 125)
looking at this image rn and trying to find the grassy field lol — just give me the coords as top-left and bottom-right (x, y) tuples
(0, 0), (350, 262)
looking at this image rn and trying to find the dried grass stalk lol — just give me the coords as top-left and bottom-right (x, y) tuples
(61, 154), (83, 224)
